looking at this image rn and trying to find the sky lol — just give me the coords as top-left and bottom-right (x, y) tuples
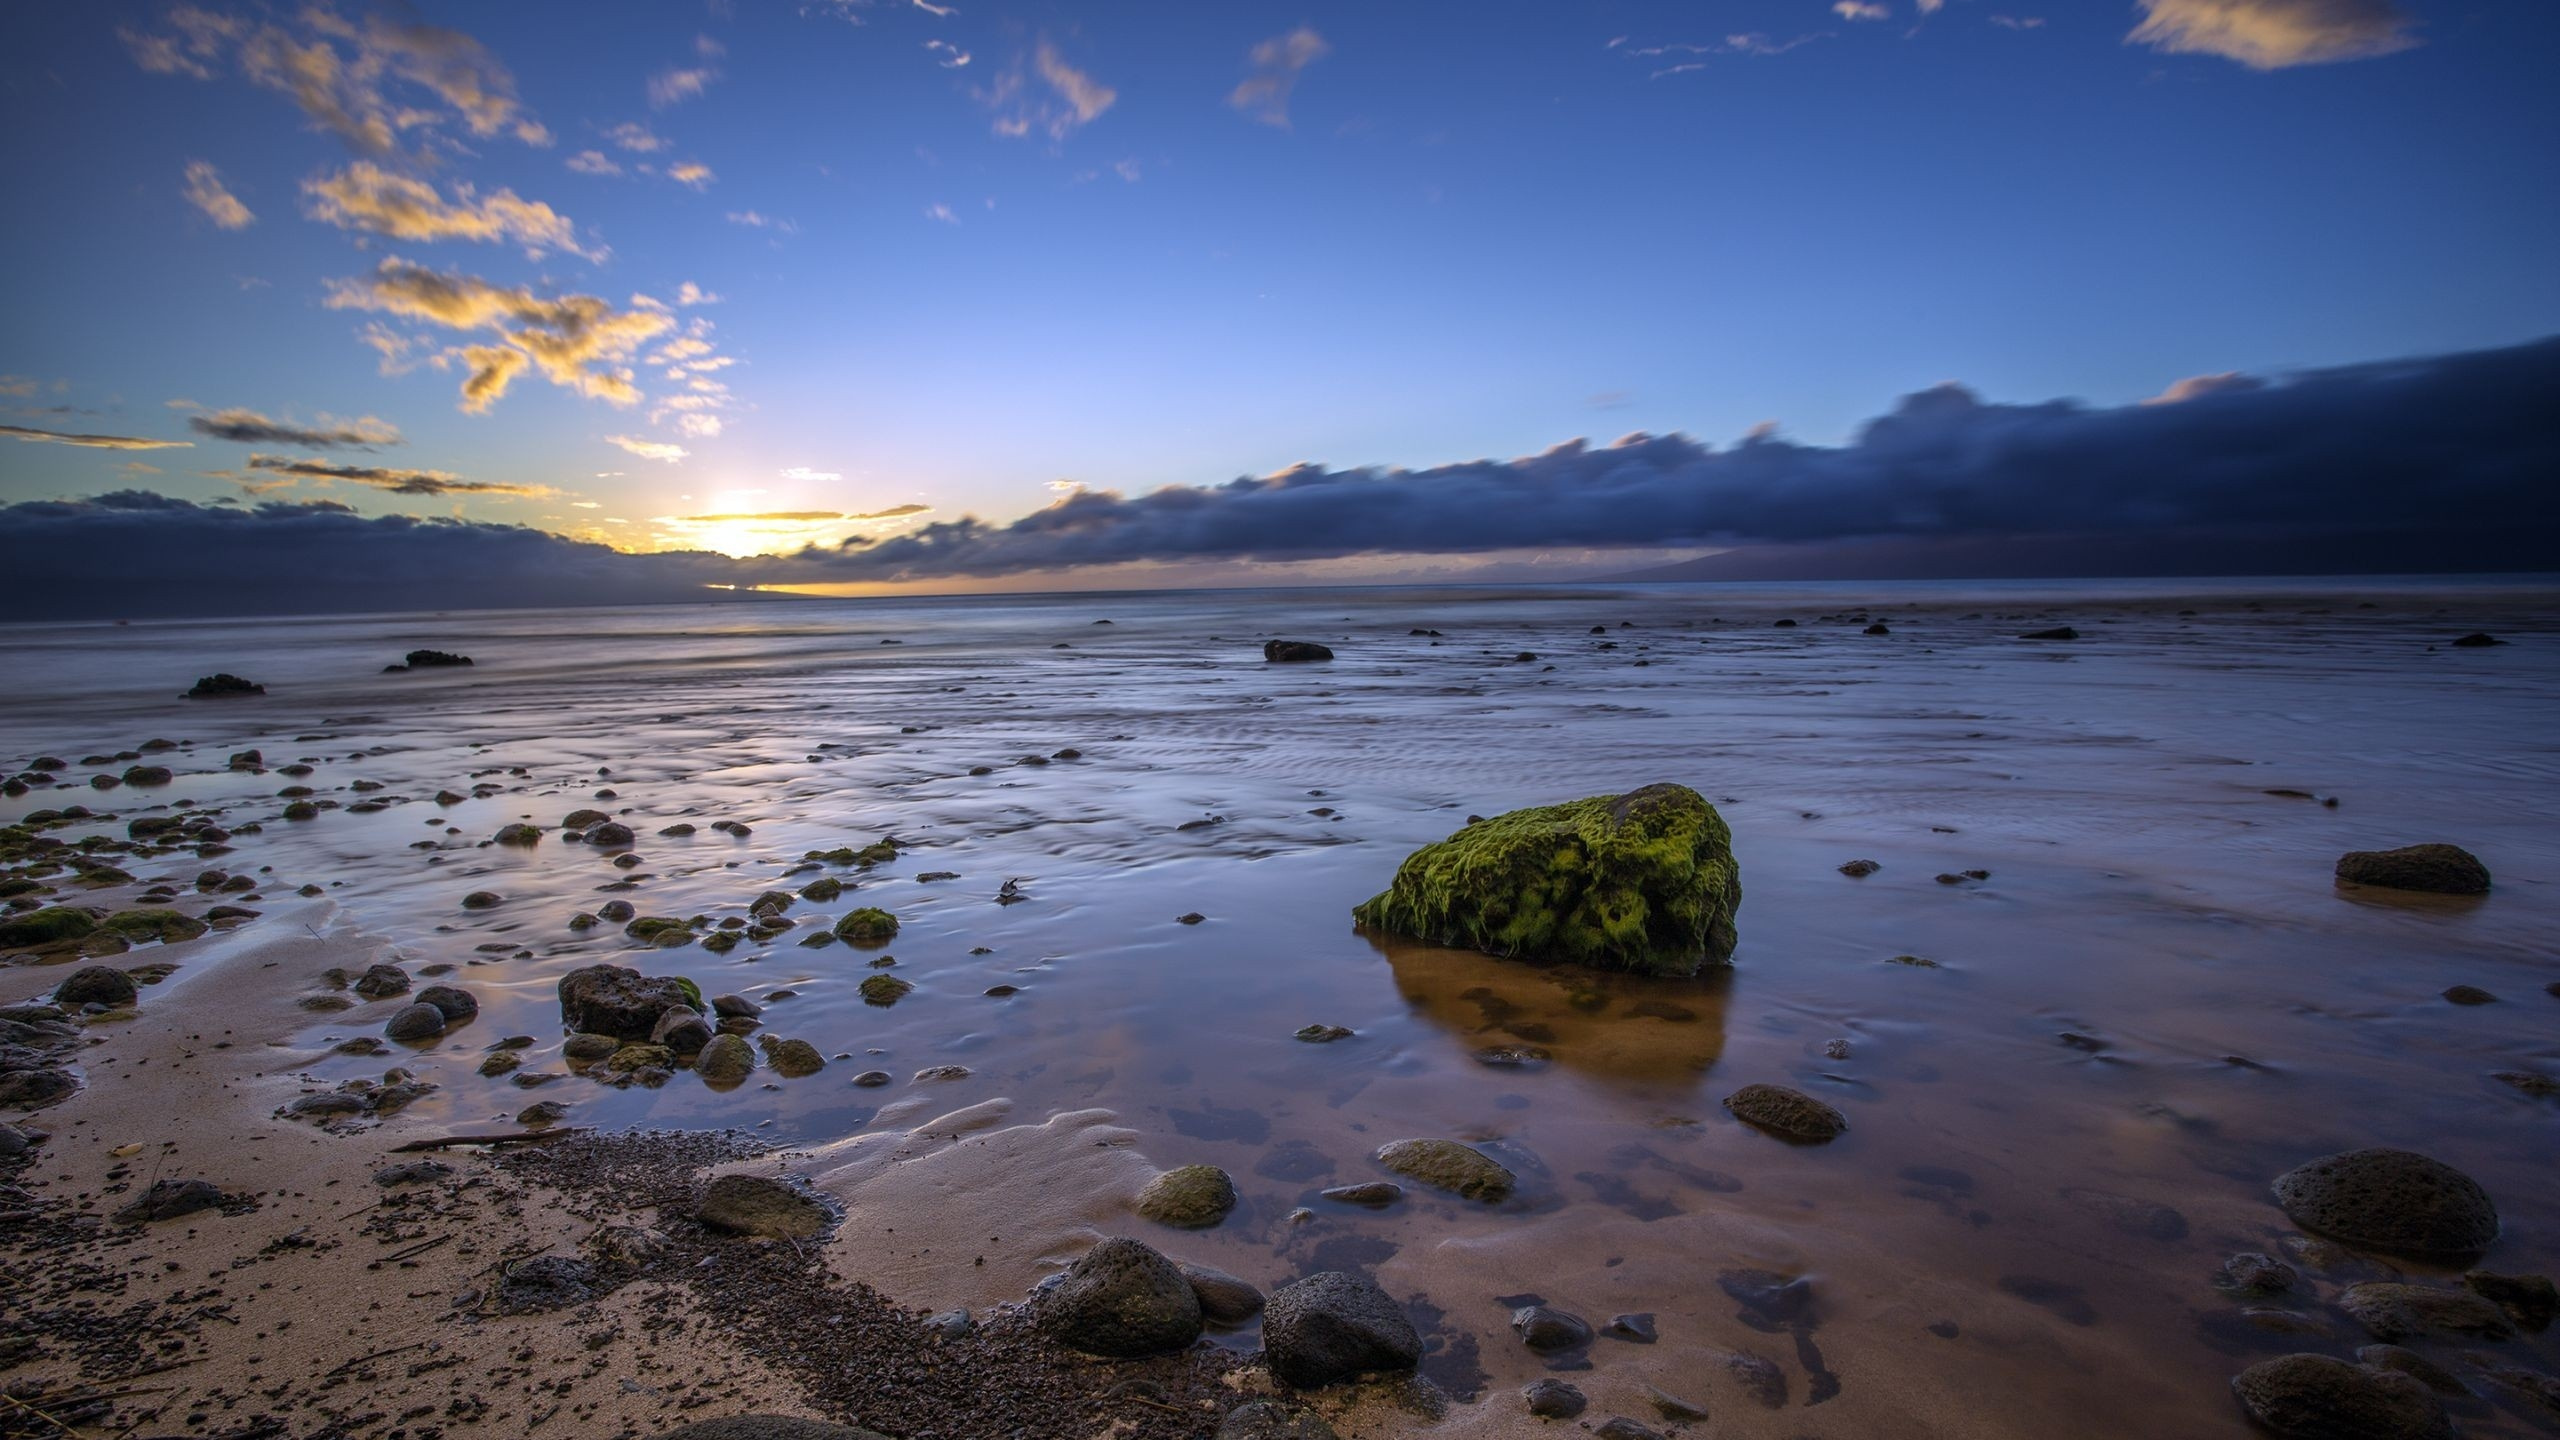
(1, 0), (2555, 614)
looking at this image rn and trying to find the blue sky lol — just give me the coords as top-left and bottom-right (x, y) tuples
(1, 0), (2555, 580)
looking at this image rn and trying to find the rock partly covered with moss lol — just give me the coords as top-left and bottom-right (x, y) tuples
(1374, 1139), (1513, 1201)
(1352, 783), (1739, 977)
(1137, 1164), (1238, 1228)
(2, 907), (99, 949)
(2335, 844), (2491, 895)
(559, 965), (700, 1041)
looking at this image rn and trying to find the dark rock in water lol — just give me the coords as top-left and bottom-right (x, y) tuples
(2465, 1269), (2558, 1331)
(2272, 1148), (2499, 1256)
(1263, 640), (1335, 663)
(559, 964), (697, 1040)
(652, 1419), (894, 1440)
(1214, 1402), (1338, 1440)
(1320, 1182), (1402, 1208)
(416, 985), (478, 1022)
(2449, 632), (2504, 648)
(857, 974), (912, 1006)
(2338, 1282), (2513, 1341)
(1035, 1236), (1203, 1358)
(1864, 622), (1890, 635)
(384, 1002), (447, 1041)
(1523, 1379), (1586, 1418)
(1295, 1024), (1353, 1043)
(495, 1254), (600, 1312)
(564, 808), (612, 829)
(185, 673), (265, 698)
(1723, 1083), (1847, 1142)
(563, 1033), (621, 1062)
(494, 823), (542, 846)
(650, 1006), (713, 1055)
(1180, 1261), (1265, 1324)
(1512, 1304), (1592, 1351)
(1374, 1138), (1513, 1200)
(353, 963), (411, 999)
(694, 1034), (755, 1084)
(2018, 626), (2078, 641)
(2217, 1252), (2300, 1297)
(2355, 1345), (2469, 1398)
(54, 965), (136, 1007)
(115, 1178), (228, 1224)
(697, 1174), (830, 1239)
(1137, 1164), (1237, 1227)
(586, 822), (636, 848)
(2334, 844), (2491, 895)
(1262, 1270), (1421, 1388)
(1353, 782), (1740, 977)
(1722, 1349), (1789, 1408)
(710, 994), (761, 1019)
(759, 1037), (826, 1077)
(1838, 858), (1880, 878)
(835, 907), (899, 943)
(403, 649), (474, 668)
(2, 907), (99, 949)
(851, 1069), (892, 1087)
(461, 890), (503, 910)
(1644, 1385), (1710, 1422)
(2441, 985), (2497, 1005)
(1606, 1312), (1658, 1343)
(2229, 1353), (2452, 1440)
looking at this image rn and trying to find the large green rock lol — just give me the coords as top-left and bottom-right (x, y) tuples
(1352, 783), (1740, 976)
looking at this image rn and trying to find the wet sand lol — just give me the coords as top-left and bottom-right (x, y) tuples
(4, 578), (2557, 1437)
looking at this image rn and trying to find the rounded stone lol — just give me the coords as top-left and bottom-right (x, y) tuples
(1723, 1083), (1848, 1142)
(2334, 844), (2490, 895)
(2229, 1354), (2452, 1440)
(1524, 1379), (1587, 1418)
(1034, 1236), (1203, 1358)
(694, 1033), (755, 1085)
(1512, 1303), (1592, 1351)
(384, 1002), (448, 1041)
(1181, 1262), (1266, 1325)
(1373, 1138), (1513, 1201)
(1262, 1270), (1422, 1389)
(416, 985), (478, 1022)
(696, 1174), (830, 1239)
(1137, 1164), (1238, 1228)
(2271, 1148), (2498, 1256)
(2338, 1282), (2514, 1342)
(54, 965), (136, 1007)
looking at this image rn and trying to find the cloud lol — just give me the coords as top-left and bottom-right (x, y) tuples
(783, 334), (2560, 580)
(187, 408), (403, 448)
(1833, 2), (1890, 19)
(0, 492), (762, 620)
(243, 453), (552, 497)
(649, 65), (719, 108)
(676, 282), (719, 306)
(182, 160), (255, 229)
(668, 161), (716, 189)
(304, 162), (593, 258)
(1228, 27), (1329, 128)
(126, 7), (549, 160)
(605, 122), (669, 152)
(679, 510), (845, 523)
(926, 39), (970, 68)
(566, 149), (623, 175)
(727, 210), (799, 233)
(2, 424), (194, 451)
(982, 41), (1115, 141)
(608, 435), (689, 463)
(1991, 15), (2047, 28)
(924, 202), (958, 224)
(2128, 0), (2418, 69)
(781, 466), (841, 482)
(326, 258), (676, 411)
(2144, 371), (2267, 405)
(851, 504), (932, 519)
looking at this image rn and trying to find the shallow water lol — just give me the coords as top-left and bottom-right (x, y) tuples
(5, 577), (2557, 1437)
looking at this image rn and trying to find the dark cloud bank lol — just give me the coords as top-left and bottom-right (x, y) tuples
(3, 335), (2553, 620)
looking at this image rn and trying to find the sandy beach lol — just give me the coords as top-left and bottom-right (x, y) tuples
(5, 579), (2557, 1439)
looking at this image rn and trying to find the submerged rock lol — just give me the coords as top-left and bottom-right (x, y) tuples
(1374, 1138), (1513, 1201)
(1352, 782), (1740, 977)
(1723, 1082), (1848, 1142)
(2465, 1270), (2558, 1331)
(1262, 1270), (1422, 1388)
(2229, 1353), (2452, 1440)
(185, 673), (265, 698)
(559, 965), (699, 1041)
(1035, 1237), (1203, 1358)
(1524, 1379), (1587, 1418)
(1136, 1164), (1238, 1228)
(2271, 1148), (2499, 1256)
(1263, 640), (1335, 662)
(2335, 844), (2491, 895)
(2338, 1282), (2515, 1342)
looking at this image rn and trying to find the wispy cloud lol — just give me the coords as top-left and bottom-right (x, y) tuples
(187, 408), (403, 449)
(304, 162), (595, 259)
(781, 466), (841, 482)
(676, 282), (720, 306)
(649, 64), (719, 108)
(607, 435), (689, 463)
(926, 39), (970, 68)
(982, 41), (1115, 142)
(668, 161), (717, 190)
(1833, 2), (1890, 20)
(2128, 0), (2418, 69)
(124, 6), (551, 160)
(325, 259), (676, 412)
(924, 202), (958, 224)
(244, 453), (551, 497)
(566, 149), (623, 175)
(1228, 28), (1329, 129)
(727, 210), (799, 234)
(182, 160), (255, 229)
(1, 424), (193, 451)
(604, 121), (669, 153)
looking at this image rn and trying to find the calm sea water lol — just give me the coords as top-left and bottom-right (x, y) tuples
(4, 576), (2555, 1437)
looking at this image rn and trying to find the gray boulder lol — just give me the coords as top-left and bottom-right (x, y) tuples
(2335, 844), (2490, 895)
(2229, 1353), (2452, 1440)
(1262, 1270), (1421, 1388)
(385, 1002), (448, 1041)
(2272, 1148), (2498, 1256)
(1035, 1236), (1203, 1357)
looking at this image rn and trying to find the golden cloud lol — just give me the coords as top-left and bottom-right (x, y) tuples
(304, 162), (593, 258)
(327, 258), (674, 411)
(182, 160), (255, 229)
(1, 424), (194, 451)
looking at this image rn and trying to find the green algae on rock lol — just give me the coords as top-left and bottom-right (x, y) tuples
(1352, 782), (1739, 976)
(1374, 1138), (1514, 1201)
(1136, 1164), (1238, 1228)
(835, 907), (899, 943)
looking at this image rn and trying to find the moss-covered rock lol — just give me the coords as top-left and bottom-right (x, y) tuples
(835, 907), (899, 943)
(0, 906), (99, 948)
(1374, 1139), (1513, 1201)
(857, 974), (911, 1006)
(99, 909), (210, 945)
(1137, 1164), (1238, 1228)
(1352, 783), (1740, 977)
